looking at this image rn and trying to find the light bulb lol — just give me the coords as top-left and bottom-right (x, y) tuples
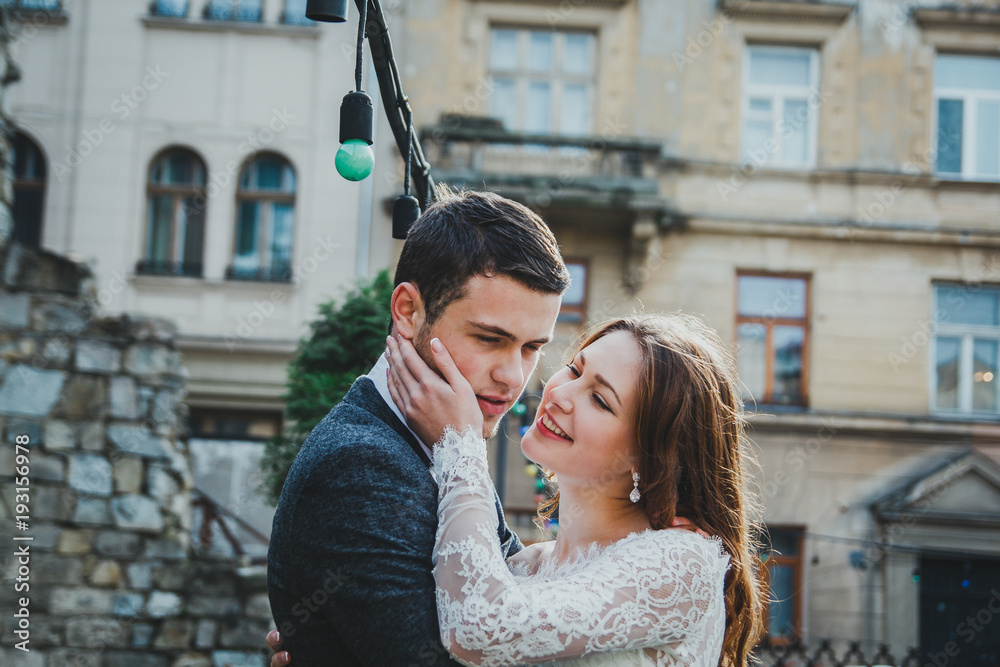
(336, 139), (375, 181)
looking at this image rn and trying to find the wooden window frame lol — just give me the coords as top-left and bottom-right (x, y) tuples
(141, 147), (207, 278)
(735, 271), (811, 407)
(760, 525), (805, 644)
(228, 152), (297, 283)
(11, 130), (47, 248)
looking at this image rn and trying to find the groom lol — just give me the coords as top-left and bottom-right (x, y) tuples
(267, 188), (569, 665)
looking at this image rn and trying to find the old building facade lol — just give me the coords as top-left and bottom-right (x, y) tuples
(392, 0), (1000, 654)
(10, 0), (1000, 656)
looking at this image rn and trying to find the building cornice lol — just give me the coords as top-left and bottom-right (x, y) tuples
(141, 15), (320, 38)
(177, 335), (297, 355)
(720, 0), (855, 24)
(685, 215), (1000, 249)
(748, 409), (1000, 441)
(913, 7), (1000, 32)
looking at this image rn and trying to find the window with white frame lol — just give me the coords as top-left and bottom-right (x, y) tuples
(741, 45), (820, 168)
(932, 284), (1000, 416)
(489, 28), (595, 136)
(934, 54), (1000, 181)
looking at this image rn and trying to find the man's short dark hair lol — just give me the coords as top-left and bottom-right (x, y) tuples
(394, 186), (570, 324)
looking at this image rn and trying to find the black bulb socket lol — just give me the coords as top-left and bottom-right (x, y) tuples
(305, 0), (348, 22)
(340, 91), (374, 145)
(393, 195), (421, 240)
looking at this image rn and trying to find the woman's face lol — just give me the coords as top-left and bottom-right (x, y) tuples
(521, 330), (643, 492)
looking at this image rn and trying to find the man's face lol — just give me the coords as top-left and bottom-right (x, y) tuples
(413, 274), (561, 439)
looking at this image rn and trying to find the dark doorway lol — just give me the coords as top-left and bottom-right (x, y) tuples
(919, 555), (1000, 667)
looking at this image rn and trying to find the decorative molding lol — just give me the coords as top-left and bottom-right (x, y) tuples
(141, 15), (320, 38)
(720, 0), (855, 24)
(913, 7), (1000, 32)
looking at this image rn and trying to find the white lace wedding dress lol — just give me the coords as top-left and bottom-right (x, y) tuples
(431, 428), (731, 667)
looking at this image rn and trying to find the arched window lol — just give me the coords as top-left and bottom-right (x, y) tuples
(11, 131), (47, 248)
(139, 147), (207, 277)
(228, 153), (295, 282)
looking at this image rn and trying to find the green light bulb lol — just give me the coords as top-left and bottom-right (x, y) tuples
(335, 139), (375, 181)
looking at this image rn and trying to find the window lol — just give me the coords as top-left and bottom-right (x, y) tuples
(2, 0), (62, 9)
(934, 54), (1000, 181)
(489, 28), (595, 136)
(759, 527), (804, 642)
(558, 261), (588, 325)
(150, 0), (187, 17)
(736, 274), (809, 406)
(11, 131), (47, 248)
(139, 148), (207, 277)
(204, 0), (262, 22)
(282, 0), (314, 25)
(188, 408), (281, 441)
(741, 45), (820, 168)
(229, 153), (295, 282)
(932, 284), (1000, 416)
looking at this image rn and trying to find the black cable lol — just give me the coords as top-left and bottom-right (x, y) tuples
(354, 0), (367, 92)
(358, 0), (435, 206)
(403, 99), (413, 197)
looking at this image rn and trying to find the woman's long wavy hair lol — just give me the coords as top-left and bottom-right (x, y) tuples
(537, 313), (765, 666)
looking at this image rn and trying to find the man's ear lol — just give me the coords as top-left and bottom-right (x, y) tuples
(390, 282), (425, 340)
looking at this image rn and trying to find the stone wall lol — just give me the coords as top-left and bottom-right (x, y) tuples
(0, 241), (270, 667)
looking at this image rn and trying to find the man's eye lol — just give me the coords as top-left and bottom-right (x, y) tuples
(478, 336), (500, 344)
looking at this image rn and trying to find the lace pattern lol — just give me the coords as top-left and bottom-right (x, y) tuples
(431, 428), (730, 667)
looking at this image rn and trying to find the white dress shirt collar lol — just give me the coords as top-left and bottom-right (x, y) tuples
(366, 351), (434, 462)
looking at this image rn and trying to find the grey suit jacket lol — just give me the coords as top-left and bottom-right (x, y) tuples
(268, 376), (523, 666)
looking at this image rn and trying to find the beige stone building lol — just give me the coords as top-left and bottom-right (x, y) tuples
(11, 0), (1000, 655)
(395, 0), (1000, 655)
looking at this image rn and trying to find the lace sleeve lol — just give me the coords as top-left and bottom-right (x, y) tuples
(431, 428), (730, 667)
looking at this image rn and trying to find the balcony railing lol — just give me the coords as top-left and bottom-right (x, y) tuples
(226, 263), (292, 283)
(136, 259), (203, 278)
(420, 115), (663, 204)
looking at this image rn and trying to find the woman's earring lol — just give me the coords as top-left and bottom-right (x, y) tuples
(630, 471), (641, 503)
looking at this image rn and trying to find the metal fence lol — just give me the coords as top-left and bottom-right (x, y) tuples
(753, 640), (921, 667)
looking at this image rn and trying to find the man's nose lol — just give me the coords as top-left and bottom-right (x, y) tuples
(492, 350), (525, 391)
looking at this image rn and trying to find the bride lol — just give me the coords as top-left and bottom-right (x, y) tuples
(268, 313), (763, 666)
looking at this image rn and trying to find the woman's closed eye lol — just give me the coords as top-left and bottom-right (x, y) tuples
(567, 364), (614, 413)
